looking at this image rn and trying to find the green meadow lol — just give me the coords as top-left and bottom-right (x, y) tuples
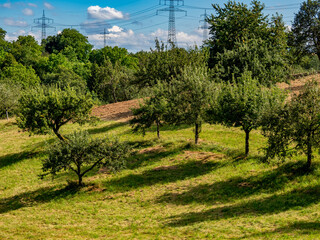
(0, 119), (319, 239)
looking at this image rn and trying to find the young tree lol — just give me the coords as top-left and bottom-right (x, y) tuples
(17, 86), (94, 141)
(207, 72), (286, 155)
(0, 82), (20, 120)
(262, 80), (320, 169)
(130, 83), (168, 139)
(167, 66), (212, 144)
(43, 131), (131, 186)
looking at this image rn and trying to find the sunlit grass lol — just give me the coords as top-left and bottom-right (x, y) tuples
(0, 118), (319, 239)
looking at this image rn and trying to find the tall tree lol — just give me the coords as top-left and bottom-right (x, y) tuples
(289, 0), (320, 61)
(44, 29), (93, 62)
(207, 0), (287, 69)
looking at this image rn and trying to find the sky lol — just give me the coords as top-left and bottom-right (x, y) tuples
(0, 0), (305, 52)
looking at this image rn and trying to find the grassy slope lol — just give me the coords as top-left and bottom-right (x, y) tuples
(0, 119), (320, 239)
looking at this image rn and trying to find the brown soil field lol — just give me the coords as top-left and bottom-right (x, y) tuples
(92, 74), (320, 122)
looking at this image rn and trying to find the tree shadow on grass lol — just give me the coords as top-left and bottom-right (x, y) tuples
(0, 185), (79, 214)
(103, 160), (222, 192)
(0, 151), (40, 169)
(236, 221), (320, 239)
(157, 161), (312, 205)
(166, 185), (320, 227)
(87, 121), (127, 135)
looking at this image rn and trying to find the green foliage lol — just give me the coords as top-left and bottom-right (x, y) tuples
(213, 38), (288, 85)
(207, 0), (288, 71)
(134, 40), (208, 88)
(10, 35), (42, 67)
(289, 0), (320, 62)
(208, 72), (286, 155)
(17, 86), (94, 141)
(1, 63), (40, 88)
(262, 80), (320, 169)
(130, 83), (168, 139)
(89, 46), (138, 69)
(89, 60), (135, 103)
(42, 66), (87, 92)
(167, 66), (212, 144)
(0, 82), (20, 119)
(44, 29), (93, 62)
(43, 130), (130, 186)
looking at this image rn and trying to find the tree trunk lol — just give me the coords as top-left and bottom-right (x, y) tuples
(6, 109), (9, 121)
(53, 128), (65, 142)
(78, 174), (83, 186)
(306, 133), (312, 170)
(195, 123), (200, 145)
(112, 87), (117, 103)
(156, 120), (160, 139)
(245, 129), (250, 156)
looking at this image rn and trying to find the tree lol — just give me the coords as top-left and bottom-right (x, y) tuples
(289, 0), (320, 61)
(130, 83), (168, 139)
(262, 80), (320, 169)
(213, 38), (288, 85)
(207, 72), (286, 155)
(89, 60), (135, 103)
(167, 66), (212, 144)
(44, 29), (93, 62)
(0, 82), (20, 120)
(134, 40), (208, 88)
(17, 86), (94, 141)
(207, 0), (288, 68)
(43, 131), (130, 186)
(10, 35), (42, 67)
(1, 63), (40, 88)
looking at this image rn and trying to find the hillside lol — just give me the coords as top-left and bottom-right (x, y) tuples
(0, 75), (320, 239)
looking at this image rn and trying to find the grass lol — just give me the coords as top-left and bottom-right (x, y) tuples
(0, 118), (320, 239)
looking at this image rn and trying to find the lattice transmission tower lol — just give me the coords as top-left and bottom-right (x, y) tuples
(157, 0), (187, 46)
(32, 10), (55, 40)
(199, 10), (209, 42)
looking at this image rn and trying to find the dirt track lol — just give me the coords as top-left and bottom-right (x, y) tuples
(92, 74), (320, 122)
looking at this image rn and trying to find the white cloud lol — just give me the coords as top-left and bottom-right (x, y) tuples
(4, 18), (28, 27)
(22, 8), (34, 16)
(86, 27), (203, 52)
(28, 3), (37, 8)
(87, 6), (127, 20)
(44, 2), (54, 10)
(108, 26), (123, 33)
(0, 2), (11, 8)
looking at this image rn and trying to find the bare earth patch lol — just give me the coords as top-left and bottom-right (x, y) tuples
(138, 146), (166, 155)
(181, 151), (225, 162)
(92, 99), (142, 122)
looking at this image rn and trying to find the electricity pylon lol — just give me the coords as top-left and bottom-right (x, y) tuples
(32, 10), (55, 40)
(157, 0), (187, 46)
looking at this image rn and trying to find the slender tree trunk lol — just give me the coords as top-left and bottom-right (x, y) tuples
(195, 123), (200, 145)
(53, 128), (65, 142)
(77, 164), (83, 186)
(112, 86), (117, 103)
(6, 109), (9, 121)
(306, 133), (312, 170)
(245, 129), (250, 156)
(156, 120), (160, 139)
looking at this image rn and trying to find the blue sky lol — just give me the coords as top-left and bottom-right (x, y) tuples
(0, 0), (304, 52)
